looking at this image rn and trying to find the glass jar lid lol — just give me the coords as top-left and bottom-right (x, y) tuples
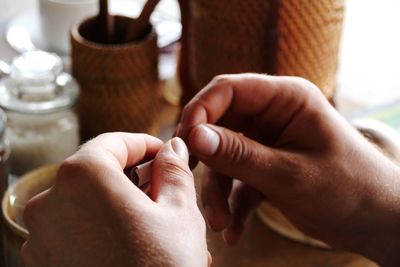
(0, 51), (79, 114)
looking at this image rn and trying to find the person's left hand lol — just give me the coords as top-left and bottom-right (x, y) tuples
(21, 133), (210, 267)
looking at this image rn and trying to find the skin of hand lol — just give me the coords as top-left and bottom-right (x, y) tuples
(177, 73), (400, 267)
(21, 133), (211, 267)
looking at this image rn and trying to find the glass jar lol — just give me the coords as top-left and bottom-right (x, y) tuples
(0, 51), (79, 176)
(0, 109), (10, 194)
(0, 108), (10, 266)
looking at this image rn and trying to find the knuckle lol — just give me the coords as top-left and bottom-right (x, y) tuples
(211, 75), (232, 87)
(290, 77), (324, 98)
(23, 198), (41, 231)
(58, 157), (82, 175)
(21, 241), (32, 266)
(83, 133), (116, 148)
(284, 77), (327, 112)
(223, 135), (252, 166)
(140, 133), (154, 140)
(86, 132), (124, 147)
(21, 240), (44, 267)
(95, 132), (117, 140)
(158, 159), (194, 189)
(156, 158), (196, 208)
(182, 101), (193, 117)
(55, 158), (90, 194)
(290, 76), (315, 89)
(57, 158), (83, 183)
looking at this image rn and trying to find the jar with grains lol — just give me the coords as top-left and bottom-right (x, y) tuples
(0, 109), (10, 193)
(0, 51), (80, 176)
(0, 108), (10, 266)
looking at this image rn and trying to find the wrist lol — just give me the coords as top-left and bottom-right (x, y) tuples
(349, 161), (400, 266)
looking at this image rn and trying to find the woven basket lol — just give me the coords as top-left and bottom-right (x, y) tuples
(178, 0), (345, 105)
(276, 0), (344, 99)
(71, 16), (161, 142)
(178, 0), (345, 247)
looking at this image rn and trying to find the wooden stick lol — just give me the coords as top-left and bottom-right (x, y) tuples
(99, 0), (114, 43)
(124, 0), (160, 42)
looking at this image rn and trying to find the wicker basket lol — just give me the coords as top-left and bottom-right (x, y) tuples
(178, 0), (345, 247)
(276, 0), (344, 99)
(71, 16), (161, 142)
(178, 0), (345, 105)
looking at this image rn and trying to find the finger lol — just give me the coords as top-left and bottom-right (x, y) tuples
(178, 74), (323, 140)
(201, 169), (232, 231)
(21, 238), (45, 267)
(187, 123), (298, 193)
(188, 155), (200, 171)
(56, 133), (163, 207)
(21, 241), (37, 267)
(23, 188), (52, 234)
(77, 133), (163, 171)
(151, 137), (197, 207)
(222, 181), (264, 246)
(176, 121), (200, 171)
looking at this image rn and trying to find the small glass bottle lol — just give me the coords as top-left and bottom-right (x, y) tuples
(0, 51), (80, 176)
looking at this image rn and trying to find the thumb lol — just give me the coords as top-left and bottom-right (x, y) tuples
(151, 137), (197, 206)
(187, 124), (295, 191)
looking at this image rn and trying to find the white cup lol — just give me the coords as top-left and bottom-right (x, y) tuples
(38, 0), (97, 55)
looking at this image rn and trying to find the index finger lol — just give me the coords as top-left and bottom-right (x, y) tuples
(77, 132), (163, 171)
(178, 74), (320, 140)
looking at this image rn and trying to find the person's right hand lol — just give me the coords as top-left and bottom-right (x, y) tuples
(177, 73), (400, 267)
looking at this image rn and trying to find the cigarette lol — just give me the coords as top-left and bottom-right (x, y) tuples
(128, 152), (194, 188)
(129, 160), (153, 187)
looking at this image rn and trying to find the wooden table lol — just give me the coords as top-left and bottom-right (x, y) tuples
(206, 214), (376, 267)
(190, 162), (376, 267)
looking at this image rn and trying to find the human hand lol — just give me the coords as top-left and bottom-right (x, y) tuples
(177, 73), (400, 266)
(21, 133), (210, 267)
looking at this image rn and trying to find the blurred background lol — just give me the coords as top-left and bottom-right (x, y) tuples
(0, 0), (35, 20)
(336, 0), (400, 110)
(2, 0), (399, 112)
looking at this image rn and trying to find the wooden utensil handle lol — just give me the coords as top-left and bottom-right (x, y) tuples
(125, 0), (160, 42)
(99, 0), (114, 43)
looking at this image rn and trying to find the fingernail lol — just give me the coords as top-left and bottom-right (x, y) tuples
(171, 137), (189, 162)
(191, 124), (220, 156)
